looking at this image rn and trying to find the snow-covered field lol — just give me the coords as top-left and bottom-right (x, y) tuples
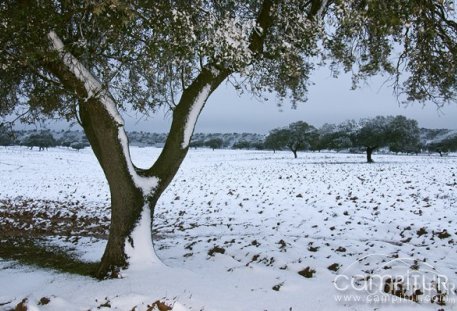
(1, 146), (457, 310)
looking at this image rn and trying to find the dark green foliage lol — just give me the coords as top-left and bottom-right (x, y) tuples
(263, 128), (291, 152)
(189, 140), (205, 149)
(287, 121), (318, 154)
(264, 115), (425, 160)
(421, 128), (457, 154)
(1, 1), (456, 125)
(0, 124), (15, 146)
(21, 130), (57, 150)
(58, 131), (85, 148)
(316, 121), (357, 151)
(205, 138), (224, 150)
(264, 121), (317, 157)
(355, 116), (392, 150)
(70, 142), (87, 151)
(354, 115), (421, 153)
(233, 140), (252, 149)
(387, 115), (421, 153)
(427, 136), (457, 154)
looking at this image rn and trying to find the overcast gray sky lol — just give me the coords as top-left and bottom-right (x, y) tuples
(121, 67), (457, 134)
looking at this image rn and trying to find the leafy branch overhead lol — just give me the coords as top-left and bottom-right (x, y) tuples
(1, 0), (456, 123)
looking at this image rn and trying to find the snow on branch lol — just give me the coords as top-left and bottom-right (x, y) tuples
(48, 30), (159, 194)
(181, 84), (212, 149)
(48, 31), (123, 124)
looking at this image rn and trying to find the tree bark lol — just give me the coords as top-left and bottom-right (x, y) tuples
(366, 146), (376, 163)
(292, 149), (298, 159)
(78, 101), (146, 278)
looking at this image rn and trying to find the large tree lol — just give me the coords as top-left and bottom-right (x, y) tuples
(286, 121), (317, 158)
(264, 122), (317, 157)
(387, 115), (421, 154)
(355, 116), (393, 163)
(1, 0), (456, 278)
(315, 123), (355, 151)
(355, 115), (420, 162)
(264, 128), (291, 153)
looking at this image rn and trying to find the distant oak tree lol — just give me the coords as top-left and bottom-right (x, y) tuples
(1, 0), (456, 278)
(264, 128), (290, 153)
(286, 121), (318, 158)
(356, 116), (392, 162)
(205, 138), (224, 150)
(355, 115), (420, 162)
(387, 115), (421, 154)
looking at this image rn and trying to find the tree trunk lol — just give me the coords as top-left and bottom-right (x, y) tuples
(77, 67), (229, 278)
(78, 101), (148, 278)
(46, 31), (230, 278)
(366, 147), (375, 163)
(292, 149), (298, 158)
(43, 0), (276, 278)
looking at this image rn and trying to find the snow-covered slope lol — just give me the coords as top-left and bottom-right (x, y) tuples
(420, 128), (457, 145)
(1, 147), (457, 310)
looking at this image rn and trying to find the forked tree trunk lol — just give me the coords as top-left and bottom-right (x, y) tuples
(44, 0), (276, 279)
(79, 68), (228, 278)
(46, 31), (230, 278)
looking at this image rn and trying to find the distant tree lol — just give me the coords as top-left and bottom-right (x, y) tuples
(251, 142), (265, 150)
(287, 121), (317, 158)
(337, 120), (358, 147)
(58, 130), (85, 148)
(427, 136), (457, 156)
(233, 140), (252, 149)
(317, 121), (356, 151)
(70, 142), (86, 151)
(0, 124), (14, 146)
(355, 116), (392, 163)
(189, 140), (205, 149)
(22, 131), (57, 151)
(387, 116), (421, 154)
(355, 115), (421, 161)
(264, 128), (290, 153)
(205, 138), (224, 151)
(315, 123), (337, 151)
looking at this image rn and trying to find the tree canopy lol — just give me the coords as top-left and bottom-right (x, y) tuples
(1, 0), (456, 124)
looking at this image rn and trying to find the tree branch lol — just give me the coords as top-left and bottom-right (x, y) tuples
(248, 0), (276, 56)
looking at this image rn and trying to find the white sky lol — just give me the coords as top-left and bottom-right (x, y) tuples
(121, 67), (457, 134)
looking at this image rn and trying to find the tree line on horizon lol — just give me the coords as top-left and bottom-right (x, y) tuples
(2, 115), (456, 162)
(264, 115), (425, 162)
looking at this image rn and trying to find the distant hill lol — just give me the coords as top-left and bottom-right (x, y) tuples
(420, 128), (457, 153)
(420, 128), (457, 144)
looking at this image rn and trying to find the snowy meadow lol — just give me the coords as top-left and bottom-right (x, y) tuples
(1, 147), (457, 311)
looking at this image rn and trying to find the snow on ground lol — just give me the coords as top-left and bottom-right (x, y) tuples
(1, 146), (457, 310)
